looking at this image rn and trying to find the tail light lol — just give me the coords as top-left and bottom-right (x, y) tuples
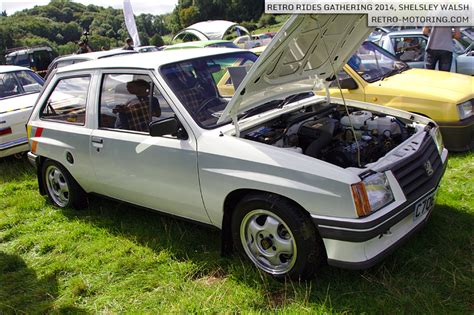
(0, 127), (12, 136)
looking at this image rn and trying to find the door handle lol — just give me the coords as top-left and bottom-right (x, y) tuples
(91, 137), (103, 144)
(91, 137), (104, 150)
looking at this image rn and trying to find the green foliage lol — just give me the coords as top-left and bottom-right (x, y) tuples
(0, 154), (472, 313)
(0, 0), (177, 60)
(179, 6), (200, 28)
(239, 21), (257, 32)
(258, 14), (277, 28)
(150, 34), (165, 47)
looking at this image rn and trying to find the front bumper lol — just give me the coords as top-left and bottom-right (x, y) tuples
(313, 139), (447, 269)
(438, 115), (474, 152)
(27, 151), (38, 168)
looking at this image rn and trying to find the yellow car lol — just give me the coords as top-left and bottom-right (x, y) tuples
(324, 41), (473, 152)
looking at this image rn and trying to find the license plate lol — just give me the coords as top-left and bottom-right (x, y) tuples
(413, 193), (435, 222)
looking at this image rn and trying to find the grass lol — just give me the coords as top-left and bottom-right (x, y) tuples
(0, 153), (473, 313)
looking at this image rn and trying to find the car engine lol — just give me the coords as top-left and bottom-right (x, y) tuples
(242, 105), (416, 168)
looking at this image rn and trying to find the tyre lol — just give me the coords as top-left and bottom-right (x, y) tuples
(231, 193), (324, 279)
(41, 159), (88, 209)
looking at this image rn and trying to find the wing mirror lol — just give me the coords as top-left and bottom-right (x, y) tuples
(338, 77), (358, 90)
(149, 117), (187, 139)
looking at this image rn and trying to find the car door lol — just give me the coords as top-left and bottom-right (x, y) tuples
(89, 70), (210, 223)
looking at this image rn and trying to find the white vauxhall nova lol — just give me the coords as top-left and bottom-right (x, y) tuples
(27, 15), (448, 279)
(1, 66), (44, 157)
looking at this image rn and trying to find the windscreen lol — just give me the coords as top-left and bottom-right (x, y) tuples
(160, 52), (257, 128)
(347, 41), (409, 83)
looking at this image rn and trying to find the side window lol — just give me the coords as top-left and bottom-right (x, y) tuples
(393, 36), (427, 62)
(99, 73), (174, 133)
(0, 73), (20, 98)
(40, 76), (90, 125)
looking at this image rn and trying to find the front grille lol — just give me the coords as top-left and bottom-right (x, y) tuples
(391, 135), (443, 201)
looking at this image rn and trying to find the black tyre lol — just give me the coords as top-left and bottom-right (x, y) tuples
(231, 193), (324, 280)
(41, 159), (87, 209)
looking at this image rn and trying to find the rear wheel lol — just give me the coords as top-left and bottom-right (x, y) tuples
(231, 193), (324, 279)
(41, 159), (87, 209)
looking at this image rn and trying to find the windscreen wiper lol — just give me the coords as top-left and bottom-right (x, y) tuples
(239, 92), (314, 120)
(380, 67), (402, 81)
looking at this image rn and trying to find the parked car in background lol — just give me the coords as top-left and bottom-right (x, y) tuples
(134, 45), (159, 53)
(27, 14), (448, 279)
(252, 33), (273, 46)
(231, 42), (473, 151)
(5, 45), (55, 77)
(377, 28), (473, 75)
(164, 40), (239, 50)
(45, 49), (138, 79)
(454, 27), (474, 75)
(233, 35), (262, 49)
(1, 66), (44, 157)
(322, 41), (473, 151)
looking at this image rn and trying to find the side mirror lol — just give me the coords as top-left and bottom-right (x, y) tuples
(150, 117), (181, 137)
(338, 77), (358, 90)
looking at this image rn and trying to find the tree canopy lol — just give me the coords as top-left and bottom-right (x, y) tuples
(0, 0), (271, 63)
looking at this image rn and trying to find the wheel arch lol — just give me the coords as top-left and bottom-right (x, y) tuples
(220, 188), (322, 256)
(36, 155), (47, 195)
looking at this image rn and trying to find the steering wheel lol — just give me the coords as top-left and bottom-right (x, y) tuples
(194, 97), (222, 117)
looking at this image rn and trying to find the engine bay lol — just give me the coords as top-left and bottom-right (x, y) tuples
(241, 104), (417, 168)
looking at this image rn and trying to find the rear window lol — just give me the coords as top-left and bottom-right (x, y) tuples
(40, 76), (90, 125)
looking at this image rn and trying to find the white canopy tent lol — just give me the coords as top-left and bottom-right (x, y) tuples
(173, 20), (250, 41)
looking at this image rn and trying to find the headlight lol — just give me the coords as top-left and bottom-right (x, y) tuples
(432, 126), (444, 155)
(352, 172), (394, 217)
(457, 100), (473, 120)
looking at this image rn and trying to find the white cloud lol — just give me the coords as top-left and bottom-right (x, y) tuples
(1, 0), (177, 15)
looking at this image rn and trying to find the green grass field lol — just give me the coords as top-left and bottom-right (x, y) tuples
(1, 153), (473, 313)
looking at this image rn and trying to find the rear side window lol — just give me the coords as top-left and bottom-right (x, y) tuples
(40, 76), (90, 125)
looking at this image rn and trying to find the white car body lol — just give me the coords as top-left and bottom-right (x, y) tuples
(1, 66), (44, 157)
(26, 15), (448, 277)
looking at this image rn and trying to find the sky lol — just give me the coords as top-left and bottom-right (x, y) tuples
(0, 0), (178, 15)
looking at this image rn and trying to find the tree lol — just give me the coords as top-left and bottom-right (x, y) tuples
(150, 34), (164, 47)
(179, 6), (199, 28)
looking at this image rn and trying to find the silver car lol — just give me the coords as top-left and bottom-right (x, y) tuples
(26, 14), (448, 279)
(378, 28), (473, 75)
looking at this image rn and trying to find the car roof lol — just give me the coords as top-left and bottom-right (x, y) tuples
(54, 49), (137, 62)
(57, 48), (246, 73)
(0, 65), (32, 73)
(166, 40), (234, 49)
(386, 29), (424, 36)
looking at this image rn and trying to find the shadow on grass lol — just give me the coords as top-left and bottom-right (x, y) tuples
(0, 252), (86, 314)
(59, 195), (473, 313)
(0, 156), (35, 184)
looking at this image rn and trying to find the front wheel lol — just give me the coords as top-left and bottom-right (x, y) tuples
(231, 194), (324, 279)
(41, 159), (87, 209)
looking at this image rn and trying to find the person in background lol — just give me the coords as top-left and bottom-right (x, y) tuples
(123, 38), (134, 50)
(422, 26), (461, 71)
(76, 41), (92, 54)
